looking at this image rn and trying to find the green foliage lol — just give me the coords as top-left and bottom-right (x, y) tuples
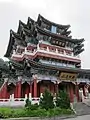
(25, 98), (31, 107)
(25, 98), (39, 110)
(56, 90), (70, 109)
(27, 104), (39, 110)
(0, 91), (73, 118)
(39, 89), (55, 110)
(0, 107), (73, 118)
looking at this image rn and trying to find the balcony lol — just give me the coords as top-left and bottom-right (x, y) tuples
(37, 44), (80, 60)
(11, 44), (81, 62)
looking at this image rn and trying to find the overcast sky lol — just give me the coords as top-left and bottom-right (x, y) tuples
(0, 0), (90, 68)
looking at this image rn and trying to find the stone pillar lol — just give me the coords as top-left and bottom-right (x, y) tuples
(29, 93), (32, 101)
(17, 76), (22, 98)
(11, 94), (14, 101)
(25, 94), (27, 100)
(33, 75), (37, 97)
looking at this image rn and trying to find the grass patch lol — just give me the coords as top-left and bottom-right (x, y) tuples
(0, 107), (74, 118)
(0, 90), (74, 118)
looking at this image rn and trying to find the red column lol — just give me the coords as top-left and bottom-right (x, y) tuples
(50, 83), (54, 95)
(40, 85), (44, 94)
(30, 83), (32, 94)
(55, 81), (58, 94)
(17, 80), (21, 98)
(33, 78), (37, 97)
(75, 83), (80, 102)
(3, 81), (8, 99)
(14, 82), (18, 98)
(0, 78), (8, 99)
(15, 76), (22, 98)
(67, 85), (70, 99)
(25, 86), (29, 97)
(70, 84), (74, 103)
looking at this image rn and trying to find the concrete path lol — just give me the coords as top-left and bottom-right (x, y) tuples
(64, 115), (90, 120)
(73, 102), (90, 115)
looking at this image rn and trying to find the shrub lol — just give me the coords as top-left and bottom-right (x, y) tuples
(56, 90), (70, 109)
(25, 98), (39, 110)
(25, 98), (31, 107)
(27, 104), (39, 110)
(39, 89), (54, 110)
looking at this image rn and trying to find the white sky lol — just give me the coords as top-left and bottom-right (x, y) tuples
(0, 0), (90, 68)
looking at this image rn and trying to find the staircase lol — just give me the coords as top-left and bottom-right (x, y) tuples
(73, 102), (90, 115)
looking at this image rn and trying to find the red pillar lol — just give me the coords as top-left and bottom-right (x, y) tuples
(75, 83), (80, 102)
(55, 81), (58, 94)
(14, 82), (18, 98)
(17, 80), (21, 98)
(67, 85), (70, 99)
(50, 83), (54, 95)
(30, 83), (32, 94)
(33, 79), (37, 97)
(0, 78), (8, 99)
(40, 85), (44, 94)
(25, 86), (29, 97)
(70, 84), (74, 103)
(3, 81), (8, 99)
(15, 76), (22, 98)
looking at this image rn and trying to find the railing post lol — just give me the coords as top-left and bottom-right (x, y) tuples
(9, 95), (12, 101)
(40, 93), (43, 98)
(25, 94), (27, 101)
(29, 93), (32, 101)
(12, 94), (14, 101)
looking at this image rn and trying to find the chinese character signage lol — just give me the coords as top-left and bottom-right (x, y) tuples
(60, 72), (77, 81)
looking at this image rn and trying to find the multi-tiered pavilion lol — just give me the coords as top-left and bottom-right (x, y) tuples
(0, 14), (90, 102)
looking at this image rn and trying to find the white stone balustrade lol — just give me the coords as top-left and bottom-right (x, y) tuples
(0, 93), (42, 107)
(12, 43), (81, 61)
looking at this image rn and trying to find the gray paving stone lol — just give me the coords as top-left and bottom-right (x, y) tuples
(73, 102), (90, 116)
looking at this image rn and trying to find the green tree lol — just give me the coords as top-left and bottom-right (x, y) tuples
(39, 89), (54, 110)
(56, 90), (70, 109)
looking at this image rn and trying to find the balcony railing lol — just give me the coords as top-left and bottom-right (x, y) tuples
(12, 44), (80, 61)
(37, 45), (80, 60)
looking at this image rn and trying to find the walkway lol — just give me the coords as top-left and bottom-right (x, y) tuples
(73, 102), (90, 115)
(65, 115), (90, 120)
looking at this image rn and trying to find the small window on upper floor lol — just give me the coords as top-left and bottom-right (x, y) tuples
(51, 25), (57, 33)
